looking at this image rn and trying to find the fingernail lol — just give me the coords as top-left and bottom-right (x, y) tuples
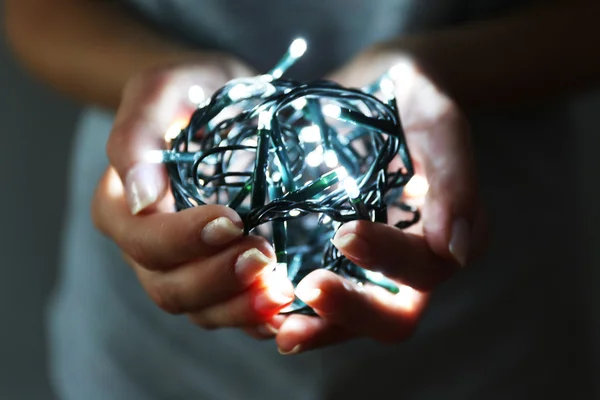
(235, 249), (273, 286)
(331, 233), (368, 260)
(449, 218), (470, 267)
(278, 344), (302, 356)
(253, 274), (294, 313)
(201, 217), (243, 246)
(332, 233), (358, 251)
(125, 163), (160, 215)
(295, 286), (322, 305)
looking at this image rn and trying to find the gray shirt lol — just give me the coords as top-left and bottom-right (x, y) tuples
(47, 1), (597, 399)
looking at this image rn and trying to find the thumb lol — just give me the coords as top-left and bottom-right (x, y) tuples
(106, 69), (196, 215)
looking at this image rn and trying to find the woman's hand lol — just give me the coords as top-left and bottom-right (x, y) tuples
(92, 57), (295, 338)
(273, 49), (488, 354)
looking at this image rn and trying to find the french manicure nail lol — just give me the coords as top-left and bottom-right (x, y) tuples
(235, 249), (273, 285)
(295, 286), (322, 304)
(449, 218), (470, 267)
(125, 163), (160, 215)
(201, 217), (243, 246)
(331, 233), (370, 261)
(332, 233), (358, 251)
(278, 344), (302, 356)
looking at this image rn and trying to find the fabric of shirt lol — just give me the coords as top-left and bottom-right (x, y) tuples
(47, 1), (597, 399)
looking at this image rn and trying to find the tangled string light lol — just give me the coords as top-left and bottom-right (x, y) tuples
(148, 39), (420, 315)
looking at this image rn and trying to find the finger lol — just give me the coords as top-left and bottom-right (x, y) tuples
(332, 220), (456, 291)
(294, 270), (428, 343)
(242, 315), (287, 340)
(130, 238), (280, 314)
(393, 65), (481, 267)
(93, 168), (247, 270)
(106, 67), (202, 215)
(275, 314), (353, 355)
(188, 273), (294, 328)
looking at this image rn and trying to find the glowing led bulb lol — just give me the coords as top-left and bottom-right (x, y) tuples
(269, 38), (308, 79)
(404, 174), (429, 198)
(334, 166), (349, 180)
(342, 176), (361, 199)
(323, 104), (342, 119)
(289, 38), (308, 58)
(270, 171), (282, 183)
(299, 125), (321, 143)
(144, 150), (165, 164)
(389, 62), (411, 81)
(379, 77), (395, 99)
(258, 110), (273, 130)
(291, 97), (308, 110)
(306, 146), (324, 167)
(228, 83), (250, 102)
(336, 167), (360, 198)
(188, 85), (205, 104)
(289, 209), (302, 217)
(324, 150), (339, 168)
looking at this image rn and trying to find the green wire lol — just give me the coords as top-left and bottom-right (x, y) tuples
(283, 169), (341, 203)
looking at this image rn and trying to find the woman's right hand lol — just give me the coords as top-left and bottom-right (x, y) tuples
(91, 56), (294, 338)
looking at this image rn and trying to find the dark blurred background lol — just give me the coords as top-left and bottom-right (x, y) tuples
(2, 5), (600, 400)
(0, 7), (76, 398)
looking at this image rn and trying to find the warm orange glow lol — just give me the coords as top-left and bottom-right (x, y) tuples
(404, 174), (429, 198)
(164, 118), (189, 141)
(106, 167), (124, 199)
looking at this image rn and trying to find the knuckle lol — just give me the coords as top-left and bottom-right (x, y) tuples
(147, 280), (184, 315)
(121, 235), (149, 266)
(121, 235), (167, 271)
(126, 68), (172, 100)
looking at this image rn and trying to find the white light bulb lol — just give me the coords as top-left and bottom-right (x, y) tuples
(188, 85), (205, 104)
(404, 174), (429, 198)
(258, 110), (272, 130)
(322, 215), (332, 224)
(271, 69), (284, 79)
(342, 176), (361, 199)
(323, 104), (342, 119)
(289, 209), (302, 217)
(291, 97), (308, 110)
(144, 150), (165, 164)
(334, 166), (349, 180)
(289, 38), (308, 58)
(299, 125), (321, 143)
(270, 171), (282, 183)
(306, 146), (324, 167)
(389, 62), (411, 81)
(228, 83), (250, 101)
(379, 77), (395, 98)
(324, 150), (339, 168)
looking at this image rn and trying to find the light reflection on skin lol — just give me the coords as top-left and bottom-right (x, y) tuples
(106, 167), (124, 199)
(164, 118), (190, 141)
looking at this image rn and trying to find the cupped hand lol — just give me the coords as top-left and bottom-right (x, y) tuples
(273, 48), (488, 354)
(92, 55), (295, 338)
